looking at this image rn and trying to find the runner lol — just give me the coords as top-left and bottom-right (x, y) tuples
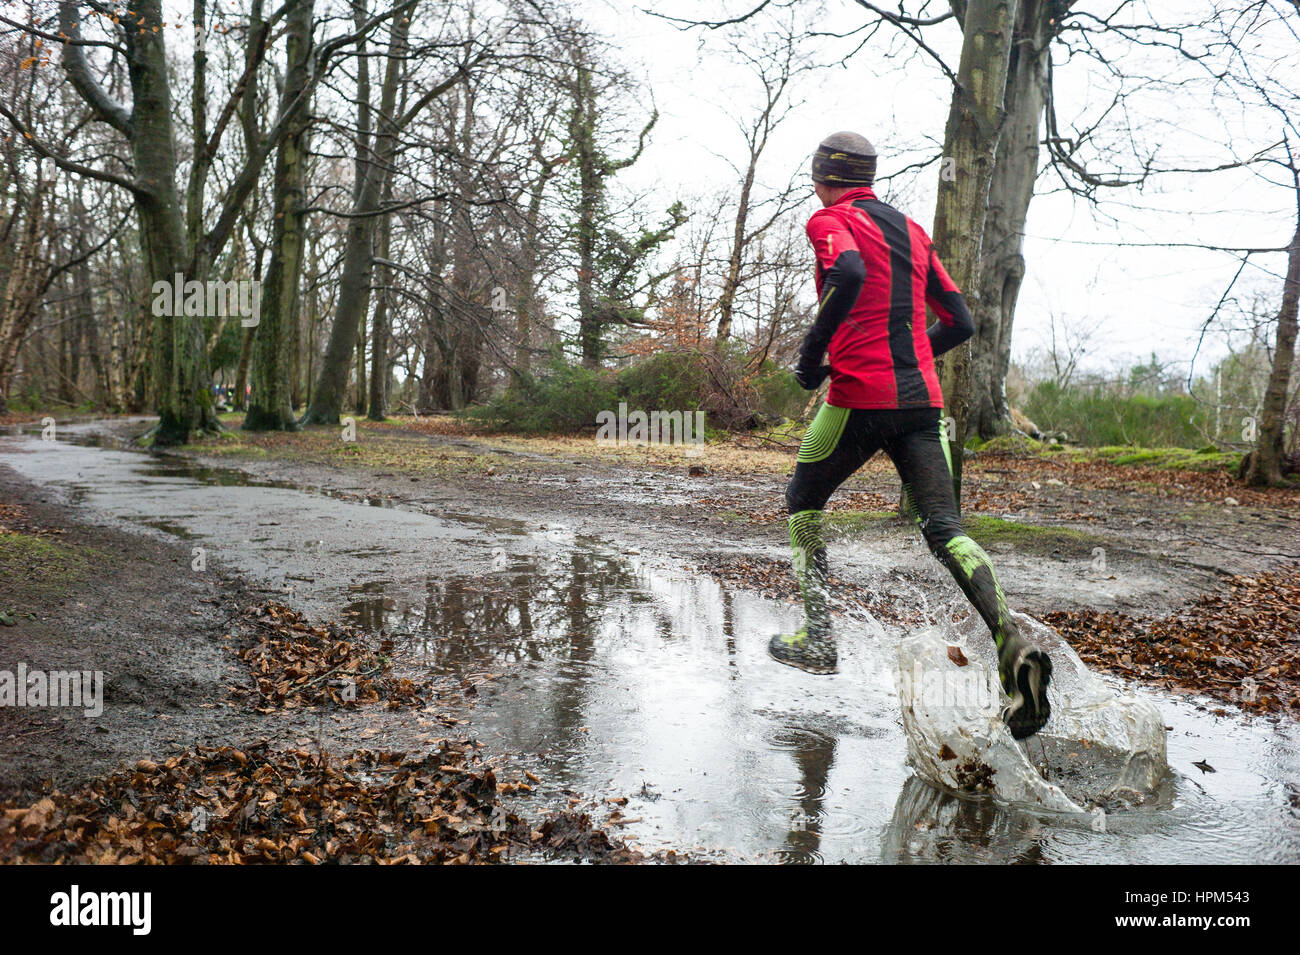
(770, 131), (1052, 740)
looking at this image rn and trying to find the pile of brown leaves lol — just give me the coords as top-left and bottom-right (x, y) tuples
(0, 740), (643, 864)
(1045, 564), (1300, 716)
(231, 603), (427, 711)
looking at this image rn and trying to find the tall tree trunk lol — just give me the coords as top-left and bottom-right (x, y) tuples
(126, 296), (151, 413)
(246, 0), (314, 431)
(59, 270), (80, 403)
(354, 320), (367, 415)
(514, 151), (559, 380)
(135, 4), (215, 444)
(971, 0), (1054, 438)
(290, 292), (304, 411)
(418, 325), (440, 412)
(0, 175), (45, 413)
(931, 0), (1020, 502)
(446, 82), (482, 411)
(1245, 206), (1300, 487)
(564, 44), (658, 368)
(302, 3), (410, 425)
(571, 60), (602, 369)
(366, 271), (389, 419)
(232, 328), (253, 410)
(60, 1), (215, 445)
(78, 257), (107, 408)
(367, 181), (394, 420)
(303, 227), (323, 409)
(69, 184), (108, 407)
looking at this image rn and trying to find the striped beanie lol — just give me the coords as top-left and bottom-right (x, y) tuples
(811, 132), (877, 186)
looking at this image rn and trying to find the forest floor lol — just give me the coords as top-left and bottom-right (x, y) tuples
(1, 411), (1298, 862)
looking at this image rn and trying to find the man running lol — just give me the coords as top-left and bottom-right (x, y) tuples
(769, 131), (1052, 740)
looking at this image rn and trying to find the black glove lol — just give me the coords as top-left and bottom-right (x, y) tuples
(794, 361), (831, 391)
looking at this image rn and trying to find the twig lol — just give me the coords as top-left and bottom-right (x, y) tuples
(9, 726), (59, 740)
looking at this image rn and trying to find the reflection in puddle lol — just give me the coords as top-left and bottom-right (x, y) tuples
(343, 552), (650, 672)
(1, 426), (1298, 863)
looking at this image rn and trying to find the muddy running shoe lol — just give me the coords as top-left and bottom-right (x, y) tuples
(768, 626), (837, 675)
(998, 634), (1053, 740)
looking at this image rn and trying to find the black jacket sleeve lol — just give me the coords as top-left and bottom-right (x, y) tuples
(799, 250), (867, 368)
(924, 259), (974, 357)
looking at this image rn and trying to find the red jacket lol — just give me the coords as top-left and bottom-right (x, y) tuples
(802, 186), (973, 409)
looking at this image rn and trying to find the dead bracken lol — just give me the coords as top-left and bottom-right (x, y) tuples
(0, 740), (646, 865)
(1045, 564), (1300, 717)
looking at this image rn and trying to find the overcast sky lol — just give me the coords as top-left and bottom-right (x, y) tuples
(579, 0), (1298, 380)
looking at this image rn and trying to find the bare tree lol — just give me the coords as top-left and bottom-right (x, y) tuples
(714, 14), (809, 344)
(246, 0), (315, 431)
(301, 2), (491, 424)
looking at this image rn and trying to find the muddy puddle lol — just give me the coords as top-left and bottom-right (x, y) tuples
(2, 422), (1297, 863)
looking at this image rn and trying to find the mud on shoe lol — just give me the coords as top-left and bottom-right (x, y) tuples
(768, 626), (837, 675)
(998, 634), (1053, 740)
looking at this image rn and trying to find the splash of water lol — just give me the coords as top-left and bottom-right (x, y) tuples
(897, 609), (1169, 813)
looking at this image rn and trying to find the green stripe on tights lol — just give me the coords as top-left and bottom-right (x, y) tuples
(797, 403), (850, 464)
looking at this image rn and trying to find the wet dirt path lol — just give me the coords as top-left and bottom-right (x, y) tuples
(1, 421), (1297, 862)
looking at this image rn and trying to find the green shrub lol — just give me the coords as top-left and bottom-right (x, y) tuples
(468, 356), (619, 434)
(470, 346), (807, 436)
(1024, 382), (1207, 447)
(750, 361), (808, 423)
(617, 350), (708, 414)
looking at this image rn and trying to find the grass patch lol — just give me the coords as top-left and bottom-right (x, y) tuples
(824, 510), (1104, 554)
(1085, 445), (1241, 472)
(0, 532), (97, 599)
(196, 441), (269, 458)
(961, 515), (1103, 551)
(193, 414), (806, 477)
(0, 399), (98, 417)
(974, 436), (1242, 474)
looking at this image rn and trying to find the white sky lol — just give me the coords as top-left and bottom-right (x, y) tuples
(580, 0), (1299, 379)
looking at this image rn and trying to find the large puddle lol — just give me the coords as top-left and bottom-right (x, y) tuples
(2, 424), (1297, 863)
